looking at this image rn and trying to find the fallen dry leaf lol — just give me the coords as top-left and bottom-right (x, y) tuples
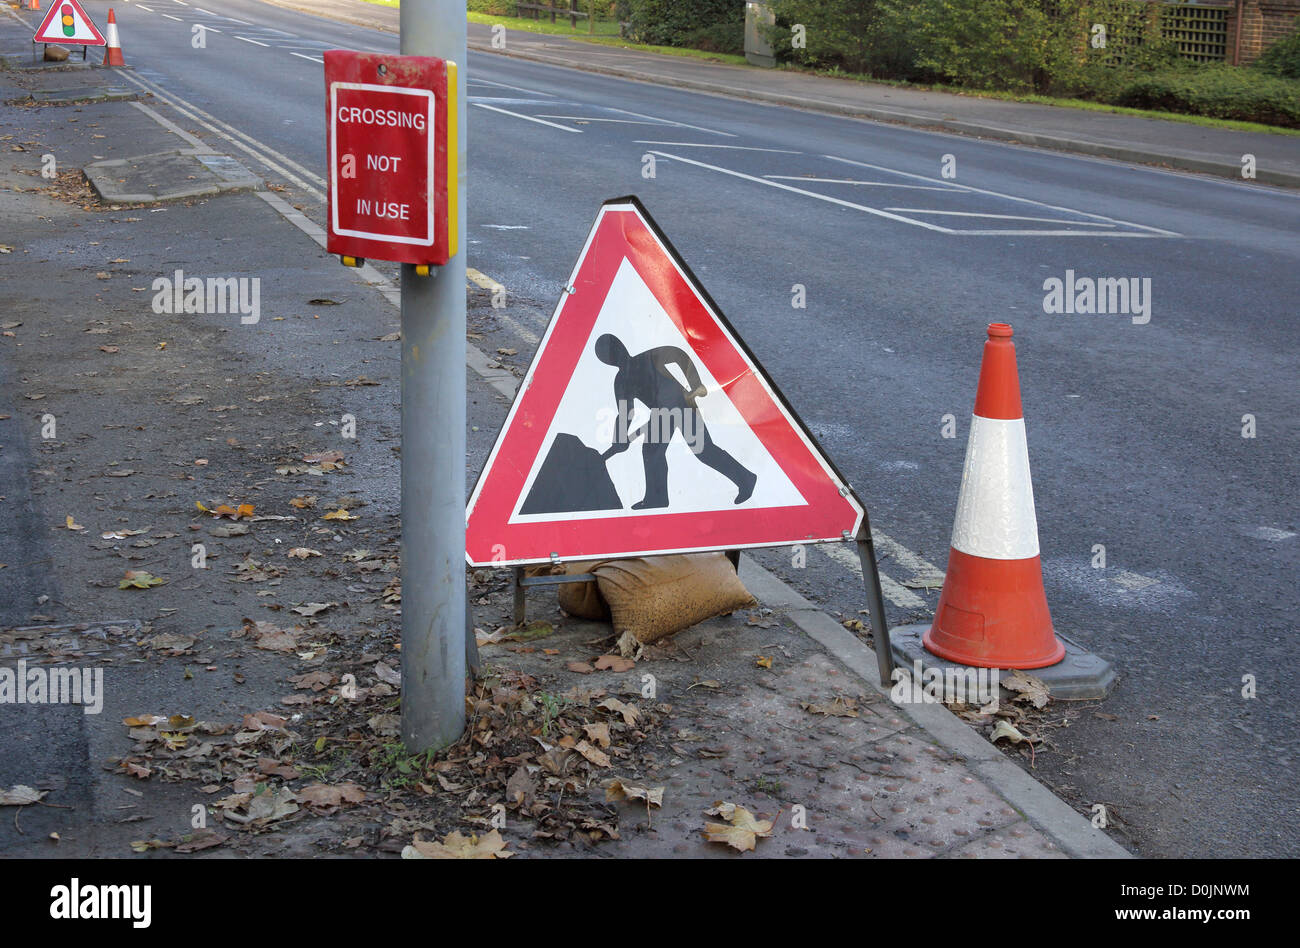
(703, 802), (773, 852)
(801, 695), (860, 718)
(0, 785), (46, 806)
(402, 829), (512, 859)
(606, 779), (663, 808)
(594, 654), (634, 673)
(119, 570), (166, 590)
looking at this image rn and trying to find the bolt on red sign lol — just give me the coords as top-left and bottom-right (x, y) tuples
(324, 50), (458, 266)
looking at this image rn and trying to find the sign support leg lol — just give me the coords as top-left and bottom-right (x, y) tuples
(512, 567), (526, 625)
(465, 602), (480, 677)
(854, 526), (894, 686)
(397, 0), (468, 754)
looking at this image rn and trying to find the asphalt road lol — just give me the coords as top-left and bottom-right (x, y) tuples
(40, 1), (1300, 857)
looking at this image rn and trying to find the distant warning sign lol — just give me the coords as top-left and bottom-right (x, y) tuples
(465, 197), (866, 566)
(323, 50), (457, 266)
(33, 1), (106, 46)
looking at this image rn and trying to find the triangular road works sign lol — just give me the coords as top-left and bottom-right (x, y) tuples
(33, 1), (106, 46)
(466, 197), (866, 566)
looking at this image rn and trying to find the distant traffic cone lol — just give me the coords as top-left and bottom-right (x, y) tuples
(102, 8), (126, 66)
(923, 323), (1064, 669)
(26, 1), (40, 13)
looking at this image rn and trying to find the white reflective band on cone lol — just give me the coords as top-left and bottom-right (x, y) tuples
(949, 414), (1040, 560)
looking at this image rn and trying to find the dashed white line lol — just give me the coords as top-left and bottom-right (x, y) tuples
(606, 107), (735, 137)
(235, 36), (270, 47)
(161, 13), (182, 21)
(648, 150), (955, 233)
(634, 141), (800, 153)
(466, 77), (555, 96)
(884, 209), (1116, 227)
(473, 103), (582, 132)
(764, 175), (957, 191)
(290, 52), (325, 64)
(538, 115), (666, 125)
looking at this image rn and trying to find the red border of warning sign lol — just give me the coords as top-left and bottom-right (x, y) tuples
(465, 197), (865, 566)
(33, 1), (106, 46)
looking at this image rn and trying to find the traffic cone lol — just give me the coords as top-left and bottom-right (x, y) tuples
(102, 8), (126, 66)
(26, 1), (40, 13)
(923, 323), (1065, 669)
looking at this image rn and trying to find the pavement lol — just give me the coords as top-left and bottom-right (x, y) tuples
(267, 0), (1300, 188)
(0, 16), (1130, 859)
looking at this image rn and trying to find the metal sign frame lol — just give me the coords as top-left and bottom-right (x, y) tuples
(470, 196), (894, 683)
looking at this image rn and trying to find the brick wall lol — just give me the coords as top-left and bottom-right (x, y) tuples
(1227, 0), (1300, 64)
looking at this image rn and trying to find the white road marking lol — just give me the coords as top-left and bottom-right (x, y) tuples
(648, 151), (955, 233)
(538, 115), (667, 125)
(1249, 526), (1296, 541)
(871, 532), (946, 586)
(135, 4), (153, 11)
(290, 52), (324, 64)
(474, 103), (582, 132)
(235, 36), (270, 47)
(635, 141), (800, 153)
(467, 268), (541, 345)
(194, 6), (217, 14)
(467, 76), (555, 96)
(765, 175), (958, 191)
(885, 208), (1116, 227)
(821, 543), (927, 611)
(161, 13), (182, 21)
(1109, 569), (1160, 592)
(825, 154), (1181, 237)
(130, 101), (207, 150)
(200, 26), (221, 33)
(606, 107), (735, 137)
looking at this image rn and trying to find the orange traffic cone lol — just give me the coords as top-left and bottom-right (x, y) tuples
(26, 0), (40, 12)
(102, 8), (125, 66)
(923, 323), (1064, 669)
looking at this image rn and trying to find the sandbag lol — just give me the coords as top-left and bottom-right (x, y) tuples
(594, 553), (756, 644)
(556, 560), (610, 621)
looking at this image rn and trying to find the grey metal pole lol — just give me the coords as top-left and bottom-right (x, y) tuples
(399, 0), (467, 753)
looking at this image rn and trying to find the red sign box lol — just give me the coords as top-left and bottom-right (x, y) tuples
(324, 51), (457, 266)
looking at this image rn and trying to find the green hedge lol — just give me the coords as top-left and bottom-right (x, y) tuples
(1256, 26), (1300, 80)
(1100, 63), (1300, 127)
(757, 0), (1300, 128)
(621, 0), (744, 54)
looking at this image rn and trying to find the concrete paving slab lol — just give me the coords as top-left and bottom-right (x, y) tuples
(16, 85), (138, 106)
(84, 149), (261, 204)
